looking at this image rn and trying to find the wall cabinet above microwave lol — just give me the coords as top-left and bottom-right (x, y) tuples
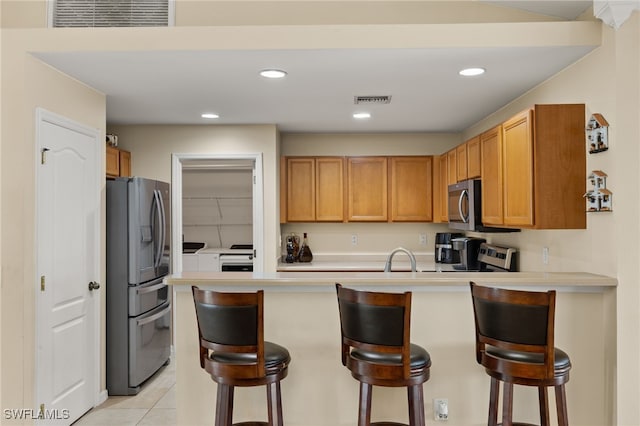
(482, 104), (586, 229)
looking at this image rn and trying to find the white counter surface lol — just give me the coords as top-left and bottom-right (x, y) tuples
(165, 270), (616, 291)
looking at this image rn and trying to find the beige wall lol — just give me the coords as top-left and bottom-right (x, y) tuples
(1, 0), (563, 29)
(1, 32), (107, 415)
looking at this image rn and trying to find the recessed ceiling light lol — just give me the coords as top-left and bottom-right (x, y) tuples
(259, 69), (287, 79)
(201, 113), (219, 119)
(459, 67), (486, 77)
(353, 112), (371, 119)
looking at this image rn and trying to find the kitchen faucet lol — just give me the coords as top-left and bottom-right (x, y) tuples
(384, 247), (417, 272)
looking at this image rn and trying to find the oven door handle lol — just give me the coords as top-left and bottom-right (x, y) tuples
(137, 304), (171, 326)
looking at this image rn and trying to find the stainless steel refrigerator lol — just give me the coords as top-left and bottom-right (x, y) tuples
(106, 177), (171, 395)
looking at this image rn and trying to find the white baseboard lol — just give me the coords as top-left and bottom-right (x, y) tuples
(96, 389), (109, 407)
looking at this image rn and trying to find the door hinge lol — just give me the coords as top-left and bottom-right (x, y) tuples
(40, 275), (45, 291)
(41, 148), (50, 165)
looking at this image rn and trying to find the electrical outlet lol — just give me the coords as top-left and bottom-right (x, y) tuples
(433, 398), (449, 421)
(542, 247), (549, 265)
(351, 234), (358, 246)
(419, 234), (427, 246)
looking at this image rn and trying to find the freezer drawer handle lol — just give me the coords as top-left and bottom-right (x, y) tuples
(88, 281), (100, 291)
(136, 282), (166, 295)
(136, 305), (171, 326)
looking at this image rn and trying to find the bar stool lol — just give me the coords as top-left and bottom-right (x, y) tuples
(469, 282), (571, 426)
(192, 286), (291, 426)
(335, 283), (431, 426)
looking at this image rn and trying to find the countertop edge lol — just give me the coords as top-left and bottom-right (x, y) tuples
(165, 271), (617, 293)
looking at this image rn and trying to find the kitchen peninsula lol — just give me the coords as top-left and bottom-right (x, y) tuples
(167, 271), (616, 426)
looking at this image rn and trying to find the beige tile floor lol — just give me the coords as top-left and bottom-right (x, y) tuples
(74, 360), (176, 426)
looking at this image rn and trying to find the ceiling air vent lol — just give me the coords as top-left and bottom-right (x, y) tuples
(52, 0), (169, 27)
(354, 96), (392, 105)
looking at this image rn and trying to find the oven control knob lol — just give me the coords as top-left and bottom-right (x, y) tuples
(88, 281), (100, 291)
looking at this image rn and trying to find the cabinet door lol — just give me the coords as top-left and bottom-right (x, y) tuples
(119, 150), (131, 177)
(446, 149), (457, 185)
(347, 157), (388, 221)
(502, 109), (534, 226)
(466, 136), (481, 178)
(106, 146), (120, 177)
(480, 125), (503, 225)
(287, 158), (316, 222)
(315, 157), (344, 221)
(438, 154), (449, 222)
(456, 143), (468, 182)
(390, 156), (433, 222)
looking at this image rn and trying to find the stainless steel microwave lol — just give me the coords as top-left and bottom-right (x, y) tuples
(447, 179), (520, 233)
(448, 179), (481, 231)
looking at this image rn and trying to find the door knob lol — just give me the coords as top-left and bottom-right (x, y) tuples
(88, 281), (100, 291)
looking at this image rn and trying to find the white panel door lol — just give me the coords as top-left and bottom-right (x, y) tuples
(36, 110), (100, 424)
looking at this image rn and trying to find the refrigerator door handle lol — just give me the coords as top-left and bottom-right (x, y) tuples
(152, 190), (163, 268)
(157, 188), (167, 267)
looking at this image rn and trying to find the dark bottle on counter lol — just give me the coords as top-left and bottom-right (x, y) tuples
(298, 232), (313, 263)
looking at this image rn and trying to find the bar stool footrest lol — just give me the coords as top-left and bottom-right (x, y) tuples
(233, 422), (270, 426)
(371, 422), (409, 426)
(498, 423), (539, 426)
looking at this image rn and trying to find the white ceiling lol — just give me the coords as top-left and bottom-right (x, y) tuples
(34, 2), (596, 133)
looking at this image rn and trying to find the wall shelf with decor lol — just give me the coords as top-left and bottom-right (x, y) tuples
(584, 170), (612, 212)
(586, 113), (609, 154)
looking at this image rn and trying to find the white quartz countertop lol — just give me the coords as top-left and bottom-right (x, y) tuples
(165, 270), (616, 291)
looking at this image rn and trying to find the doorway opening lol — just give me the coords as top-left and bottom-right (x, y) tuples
(171, 153), (264, 273)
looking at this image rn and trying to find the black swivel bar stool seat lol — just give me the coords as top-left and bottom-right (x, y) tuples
(469, 282), (572, 426)
(335, 283), (431, 426)
(192, 286), (291, 426)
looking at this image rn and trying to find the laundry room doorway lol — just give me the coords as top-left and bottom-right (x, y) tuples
(171, 153), (264, 273)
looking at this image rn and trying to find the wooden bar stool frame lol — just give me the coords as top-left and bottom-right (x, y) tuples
(192, 286), (290, 426)
(470, 282), (571, 426)
(336, 283), (431, 426)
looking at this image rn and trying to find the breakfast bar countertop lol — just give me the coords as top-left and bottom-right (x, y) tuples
(165, 270), (617, 291)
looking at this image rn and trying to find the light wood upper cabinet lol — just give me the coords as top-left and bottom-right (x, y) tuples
(483, 104), (586, 229)
(433, 154), (449, 223)
(347, 157), (388, 222)
(502, 110), (535, 226)
(390, 156), (433, 222)
(286, 158), (316, 222)
(106, 146), (120, 177)
(285, 157), (344, 222)
(446, 149), (457, 186)
(315, 157), (345, 221)
(480, 125), (503, 225)
(466, 136), (481, 178)
(106, 146), (131, 178)
(119, 150), (131, 177)
(456, 143), (468, 182)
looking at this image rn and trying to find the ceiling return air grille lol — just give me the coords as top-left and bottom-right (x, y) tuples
(52, 0), (169, 27)
(354, 95), (392, 105)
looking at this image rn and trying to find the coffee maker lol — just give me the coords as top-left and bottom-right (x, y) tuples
(451, 237), (486, 271)
(435, 232), (464, 263)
